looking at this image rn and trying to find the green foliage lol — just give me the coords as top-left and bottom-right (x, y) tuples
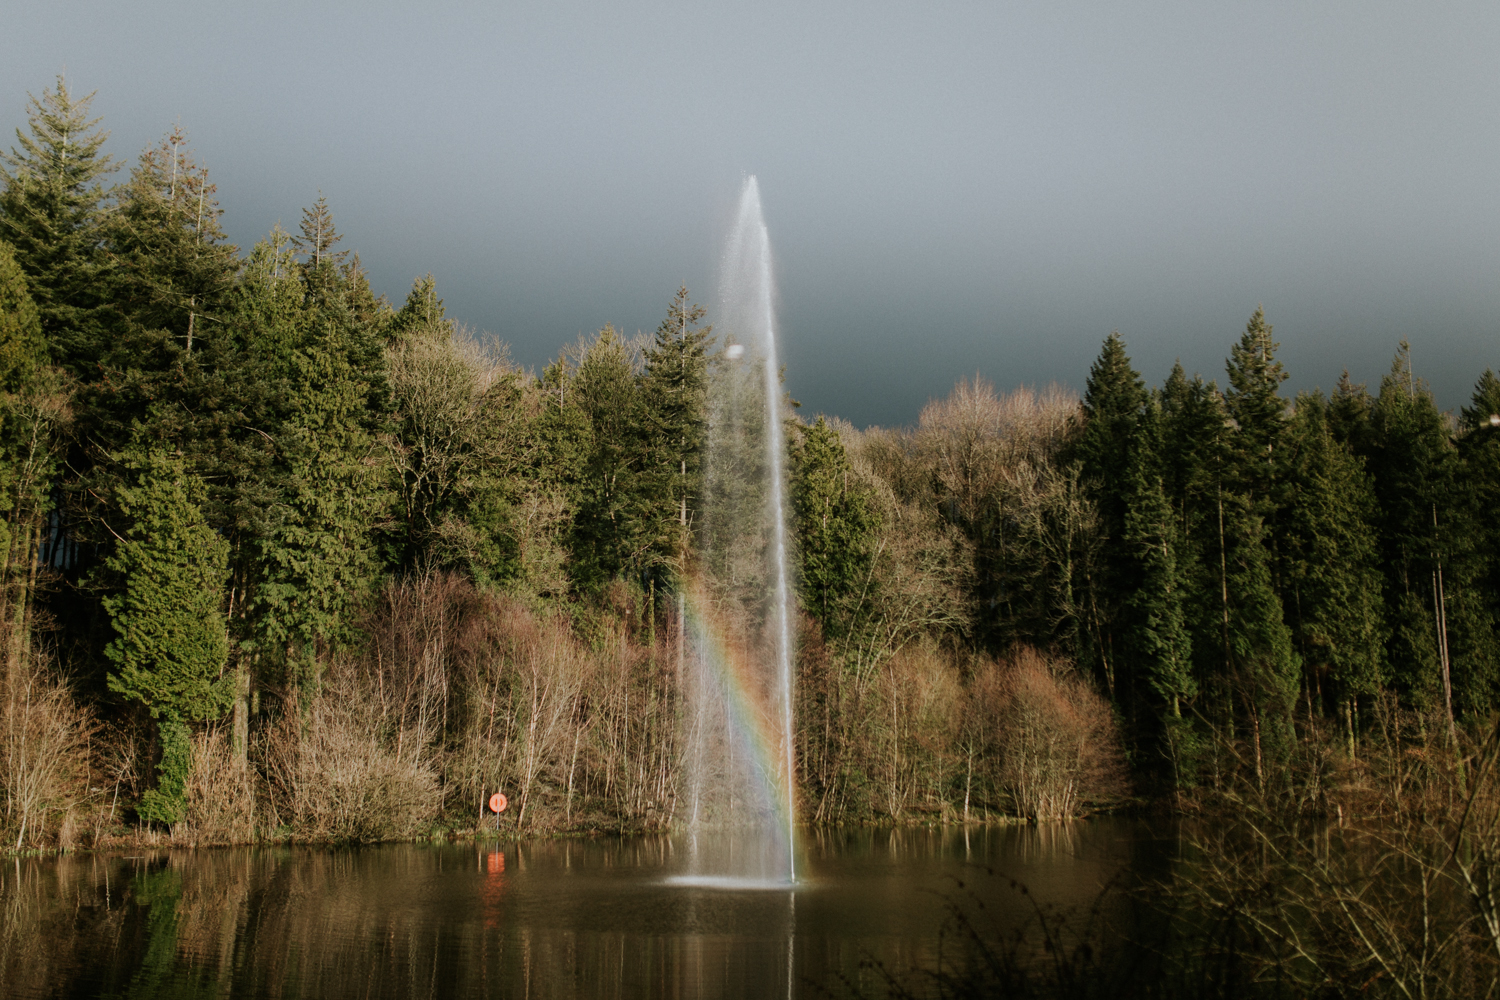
(0, 75), (116, 375)
(1222, 491), (1301, 758)
(0, 239), (44, 389)
(104, 128), (238, 358)
(1122, 401), (1194, 715)
(1284, 393), (1387, 711)
(1074, 333), (1150, 689)
(104, 449), (233, 722)
(388, 272), (446, 342)
(791, 416), (880, 632)
(135, 717), (192, 825)
(292, 193), (348, 270)
(20, 69), (1500, 839)
(1075, 331), (1148, 547)
(103, 448), (231, 822)
(640, 286), (714, 577)
(1365, 342), (1461, 705)
(252, 321), (384, 673)
(1223, 308), (1289, 501)
(568, 325), (660, 588)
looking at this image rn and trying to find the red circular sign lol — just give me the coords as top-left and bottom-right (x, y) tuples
(488, 792), (508, 814)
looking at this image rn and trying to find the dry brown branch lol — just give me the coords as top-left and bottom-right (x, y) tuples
(0, 659), (94, 850)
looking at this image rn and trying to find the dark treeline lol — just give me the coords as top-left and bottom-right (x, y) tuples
(1, 77), (1499, 852)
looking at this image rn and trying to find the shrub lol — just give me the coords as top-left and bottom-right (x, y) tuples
(264, 671), (441, 843)
(975, 647), (1127, 820)
(0, 660), (94, 850)
(181, 726), (255, 845)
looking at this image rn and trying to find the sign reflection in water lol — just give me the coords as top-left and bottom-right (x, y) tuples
(0, 821), (1157, 999)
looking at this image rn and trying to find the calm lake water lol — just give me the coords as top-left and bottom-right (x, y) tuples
(0, 820), (1170, 999)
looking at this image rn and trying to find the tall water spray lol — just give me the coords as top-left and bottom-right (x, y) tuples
(677, 176), (798, 885)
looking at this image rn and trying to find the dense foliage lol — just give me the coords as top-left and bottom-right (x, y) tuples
(2, 77), (1499, 849)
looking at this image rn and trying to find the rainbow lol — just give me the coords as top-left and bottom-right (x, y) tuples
(679, 580), (798, 880)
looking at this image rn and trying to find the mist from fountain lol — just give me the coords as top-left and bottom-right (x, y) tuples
(673, 176), (798, 887)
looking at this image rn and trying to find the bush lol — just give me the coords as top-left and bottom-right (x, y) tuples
(264, 671), (441, 843)
(0, 660), (94, 850)
(180, 725), (255, 844)
(136, 717), (191, 825)
(974, 647), (1127, 820)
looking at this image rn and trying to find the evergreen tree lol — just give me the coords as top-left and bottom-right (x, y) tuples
(1073, 332), (1149, 696)
(1221, 490), (1301, 774)
(1367, 342), (1452, 708)
(0, 76), (116, 375)
(254, 345), (384, 694)
(1223, 307), (1289, 514)
(0, 240), (44, 390)
(217, 219), (392, 703)
(252, 300), (386, 696)
(1283, 392), (1386, 748)
(1328, 370), (1374, 454)
(1447, 371), (1500, 716)
(790, 416), (880, 634)
(568, 325), (653, 588)
(0, 239), (60, 680)
(1122, 399), (1194, 718)
(1218, 310), (1301, 767)
(387, 273), (445, 342)
(103, 449), (232, 822)
(291, 194), (348, 270)
(1158, 363), (1232, 722)
(104, 128), (238, 360)
(640, 287), (714, 580)
(1076, 332), (1149, 532)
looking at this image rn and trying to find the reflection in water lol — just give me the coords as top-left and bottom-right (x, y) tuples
(0, 821), (1163, 999)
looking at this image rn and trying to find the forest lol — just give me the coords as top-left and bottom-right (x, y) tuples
(3, 76), (1500, 854)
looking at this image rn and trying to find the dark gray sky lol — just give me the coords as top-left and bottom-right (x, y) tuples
(4, 1), (1498, 427)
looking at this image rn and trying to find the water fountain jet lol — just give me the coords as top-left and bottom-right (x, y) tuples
(675, 176), (799, 887)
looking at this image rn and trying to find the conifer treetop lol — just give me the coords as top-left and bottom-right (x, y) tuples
(1082, 331), (1146, 421)
(1, 74), (114, 192)
(292, 194), (349, 268)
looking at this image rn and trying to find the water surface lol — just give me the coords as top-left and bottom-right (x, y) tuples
(0, 820), (1166, 999)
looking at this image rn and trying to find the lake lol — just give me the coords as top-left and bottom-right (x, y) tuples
(0, 820), (1169, 999)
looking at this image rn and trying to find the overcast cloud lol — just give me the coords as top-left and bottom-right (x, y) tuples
(3, 1), (1497, 426)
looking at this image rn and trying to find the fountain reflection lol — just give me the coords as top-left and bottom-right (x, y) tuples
(0, 822), (1161, 999)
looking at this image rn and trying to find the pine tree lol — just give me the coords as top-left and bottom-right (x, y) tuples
(1449, 371), (1500, 716)
(0, 76), (116, 375)
(1076, 332), (1149, 529)
(103, 448), (232, 822)
(1221, 490), (1301, 777)
(341, 253), (393, 334)
(1159, 364), (1232, 720)
(1217, 310), (1301, 769)
(1328, 370), (1374, 454)
(254, 349), (384, 696)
